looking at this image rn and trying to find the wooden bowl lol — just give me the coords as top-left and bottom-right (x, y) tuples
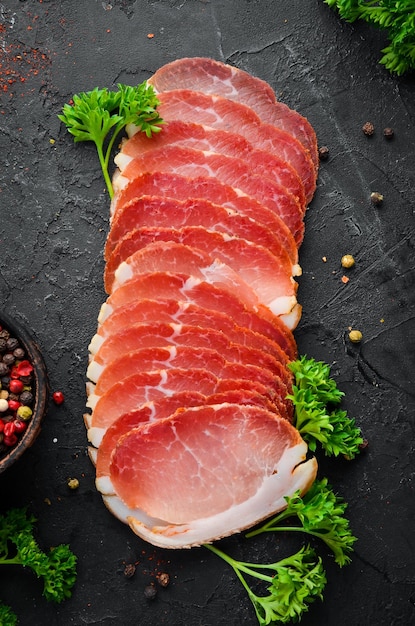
(0, 312), (48, 473)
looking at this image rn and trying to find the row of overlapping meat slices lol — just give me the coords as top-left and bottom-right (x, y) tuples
(84, 58), (319, 549)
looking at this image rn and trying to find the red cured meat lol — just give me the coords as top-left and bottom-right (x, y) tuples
(93, 389), (283, 482)
(111, 230), (298, 318)
(94, 392), (208, 478)
(107, 239), (259, 308)
(110, 172), (298, 265)
(114, 144), (305, 245)
(89, 343), (292, 407)
(104, 195), (299, 292)
(89, 369), (285, 431)
(148, 57), (319, 170)
(97, 272), (298, 359)
(88, 322), (290, 401)
(91, 298), (291, 368)
(141, 89), (316, 203)
(120, 120), (306, 208)
(88, 345), (291, 421)
(107, 403), (317, 540)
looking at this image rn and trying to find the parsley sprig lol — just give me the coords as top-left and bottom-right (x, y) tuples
(0, 507), (77, 623)
(205, 544), (326, 626)
(246, 478), (357, 567)
(58, 82), (163, 198)
(325, 0), (415, 75)
(288, 355), (364, 459)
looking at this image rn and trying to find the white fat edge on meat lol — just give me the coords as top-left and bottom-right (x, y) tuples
(100, 444), (317, 549)
(113, 151), (133, 171)
(88, 333), (105, 355)
(86, 367), (173, 410)
(112, 168), (128, 193)
(86, 345), (179, 385)
(97, 302), (113, 325)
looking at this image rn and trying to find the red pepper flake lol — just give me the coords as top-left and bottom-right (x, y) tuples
(341, 275), (350, 284)
(11, 360), (34, 378)
(147, 33), (155, 39)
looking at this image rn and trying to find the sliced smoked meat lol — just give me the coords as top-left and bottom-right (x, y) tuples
(119, 119), (306, 208)
(91, 298), (291, 368)
(110, 172), (298, 265)
(88, 369), (286, 431)
(148, 57), (319, 171)
(111, 231), (298, 318)
(134, 89), (316, 203)
(103, 195), (300, 291)
(97, 272), (298, 359)
(105, 402), (317, 547)
(88, 344), (292, 412)
(113, 144), (305, 245)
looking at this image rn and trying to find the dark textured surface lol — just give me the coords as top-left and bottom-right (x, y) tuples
(1, 1), (414, 624)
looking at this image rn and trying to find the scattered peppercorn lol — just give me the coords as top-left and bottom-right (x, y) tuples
(124, 563), (136, 579)
(144, 584), (157, 600)
(318, 145), (330, 161)
(383, 127), (394, 139)
(349, 329), (363, 343)
(156, 572), (170, 588)
(341, 254), (355, 268)
(52, 391), (65, 405)
(67, 477), (80, 490)
(370, 191), (384, 205)
(362, 121), (375, 136)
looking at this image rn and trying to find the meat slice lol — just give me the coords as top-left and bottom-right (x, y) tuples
(92, 389), (283, 488)
(91, 298), (291, 368)
(111, 232), (298, 318)
(148, 57), (319, 170)
(88, 368), (286, 431)
(113, 145), (305, 245)
(110, 172), (298, 265)
(104, 195), (300, 291)
(87, 349), (291, 423)
(88, 345), (292, 400)
(119, 120), (306, 208)
(132, 89), (316, 203)
(97, 272), (298, 358)
(104, 403), (318, 547)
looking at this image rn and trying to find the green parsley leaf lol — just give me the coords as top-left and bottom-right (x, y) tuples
(205, 544), (326, 625)
(58, 82), (163, 198)
(288, 355), (364, 459)
(247, 478), (357, 567)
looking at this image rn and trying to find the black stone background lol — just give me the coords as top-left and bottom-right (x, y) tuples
(0, 1), (414, 624)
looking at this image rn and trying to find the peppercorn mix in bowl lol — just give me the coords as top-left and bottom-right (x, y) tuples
(0, 312), (48, 473)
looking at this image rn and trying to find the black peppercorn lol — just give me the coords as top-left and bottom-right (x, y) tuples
(383, 127), (394, 139)
(3, 354), (15, 366)
(6, 337), (19, 351)
(19, 391), (34, 406)
(0, 363), (9, 377)
(0, 330), (10, 341)
(0, 339), (7, 353)
(13, 347), (25, 360)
